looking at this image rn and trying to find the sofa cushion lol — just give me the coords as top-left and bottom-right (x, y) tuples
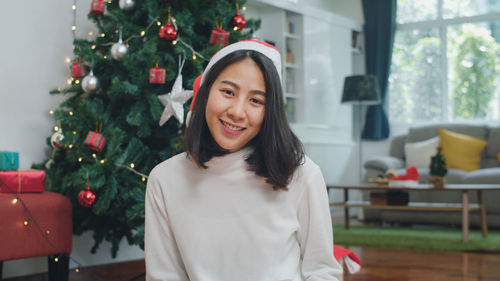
(404, 136), (440, 168)
(462, 167), (500, 184)
(407, 124), (488, 143)
(486, 126), (500, 158)
(438, 128), (488, 172)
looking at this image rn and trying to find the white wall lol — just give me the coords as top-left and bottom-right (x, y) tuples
(1, 0), (363, 278)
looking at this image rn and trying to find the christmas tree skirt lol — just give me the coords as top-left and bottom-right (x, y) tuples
(333, 224), (500, 252)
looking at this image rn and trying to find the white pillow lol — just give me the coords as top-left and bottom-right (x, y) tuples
(404, 136), (440, 168)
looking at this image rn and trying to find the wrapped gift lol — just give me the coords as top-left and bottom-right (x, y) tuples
(72, 61), (88, 78)
(0, 151), (19, 171)
(209, 27), (229, 46)
(149, 66), (166, 84)
(84, 131), (106, 152)
(90, 0), (105, 16)
(0, 170), (45, 193)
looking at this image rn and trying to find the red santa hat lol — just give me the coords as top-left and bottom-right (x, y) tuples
(186, 40), (281, 125)
(334, 245), (362, 273)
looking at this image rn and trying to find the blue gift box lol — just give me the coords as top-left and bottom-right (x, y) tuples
(0, 151), (19, 170)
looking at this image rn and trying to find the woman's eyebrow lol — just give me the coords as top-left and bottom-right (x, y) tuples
(220, 80), (266, 96)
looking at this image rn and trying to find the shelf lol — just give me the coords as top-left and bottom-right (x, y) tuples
(284, 62), (299, 69)
(330, 201), (481, 211)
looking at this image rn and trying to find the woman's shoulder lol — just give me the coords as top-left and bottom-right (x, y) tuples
(149, 152), (190, 178)
(296, 155), (321, 175)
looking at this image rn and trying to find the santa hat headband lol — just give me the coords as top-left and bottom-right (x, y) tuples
(188, 40), (282, 118)
(201, 39), (282, 84)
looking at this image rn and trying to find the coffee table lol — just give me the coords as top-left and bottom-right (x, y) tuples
(327, 183), (500, 242)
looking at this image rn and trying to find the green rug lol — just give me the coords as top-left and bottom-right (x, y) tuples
(333, 224), (500, 252)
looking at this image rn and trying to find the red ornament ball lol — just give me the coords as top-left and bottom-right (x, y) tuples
(231, 12), (246, 31)
(78, 186), (96, 208)
(159, 21), (178, 41)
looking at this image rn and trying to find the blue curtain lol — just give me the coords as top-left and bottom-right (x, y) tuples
(361, 0), (397, 140)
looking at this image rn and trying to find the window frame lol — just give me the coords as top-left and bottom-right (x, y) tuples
(391, 0), (500, 124)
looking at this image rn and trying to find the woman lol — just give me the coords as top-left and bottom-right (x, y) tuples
(145, 40), (342, 281)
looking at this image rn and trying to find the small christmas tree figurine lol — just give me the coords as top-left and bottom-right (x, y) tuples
(429, 146), (447, 188)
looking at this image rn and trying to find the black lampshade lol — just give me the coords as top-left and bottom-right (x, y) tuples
(341, 75), (381, 105)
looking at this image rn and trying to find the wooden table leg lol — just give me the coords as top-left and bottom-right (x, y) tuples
(462, 190), (469, 242)
(344, 189), (349, 230)
(478, 190), (488, 238)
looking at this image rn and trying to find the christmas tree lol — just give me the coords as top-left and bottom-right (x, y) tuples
(430, 146), (447, 177)
(33, 0), (260, 257)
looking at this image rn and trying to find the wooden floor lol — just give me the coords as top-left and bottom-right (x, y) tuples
(5, 245), (500, 281)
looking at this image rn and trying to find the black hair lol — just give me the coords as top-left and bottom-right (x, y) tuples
(183, 50), (304, 190)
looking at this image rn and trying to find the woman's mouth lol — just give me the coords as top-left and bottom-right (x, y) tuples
(220, 120), (245, 135)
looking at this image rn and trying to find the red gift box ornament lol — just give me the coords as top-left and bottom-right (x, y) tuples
(150, 65), (166, 84)
(84, 121), (106, 152)
(72, 61), (88, 78)
(89, 0), (105, 16)
(209, 22), (229, 46)
(231, 3), (246, 31)
(78, 185), (96, 208)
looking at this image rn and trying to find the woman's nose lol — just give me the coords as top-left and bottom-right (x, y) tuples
(227, 98), (245, 120)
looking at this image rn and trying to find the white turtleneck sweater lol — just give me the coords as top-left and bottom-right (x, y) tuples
(145, 148), (342, 281)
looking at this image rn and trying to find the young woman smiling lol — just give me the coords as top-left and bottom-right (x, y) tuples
(145, 40), (342, 281)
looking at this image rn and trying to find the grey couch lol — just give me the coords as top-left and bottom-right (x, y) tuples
(363, 123), (500, 228)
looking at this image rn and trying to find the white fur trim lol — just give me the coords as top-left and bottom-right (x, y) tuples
(201, 40), (282, 84)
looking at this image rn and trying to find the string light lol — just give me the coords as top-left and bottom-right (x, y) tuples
(75, 79), (80, 84)
(65, 57), (71, 64)
(103, 55), (108, 59)
(67, 78), (72, 85)
(92, 153), (97, 159)
(91, 45), (96, 50)
(88, 31), (93, 37)
(24, 220), (29, 226)
(68, 144), (74, 149)
(72, 4), (76, 10)
(130, 163), (135, 168)
(12, 198), (18, 204)
(75, 268), (80, 273)
(242, 5), (247, 11)
(140, 31), (145, 36)
(156, 21), (161, 26)
(46, 230), (51, 235)
(100, 33), (105, 37)
(172, 40), (177, 45)
(53, 125), (60, 132)
(69, 111), (73, 116)
(54, 257), (59, 262)
(72, 131), (77, 135)
(78, 157), (83, 162)
(100, 159), (105, 164)
(141, 176), (146, 182)
(72, 25), (76, 31)
(192, 54), (197, 60)
(49, 110), (54, 115)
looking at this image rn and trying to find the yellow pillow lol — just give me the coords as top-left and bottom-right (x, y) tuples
(438, 128), (488, 172)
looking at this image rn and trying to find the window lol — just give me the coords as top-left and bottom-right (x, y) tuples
(389, 0), (500, 123)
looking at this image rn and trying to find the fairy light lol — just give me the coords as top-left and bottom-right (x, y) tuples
(172, 40), (177, 45)
(49, 110), (54, 115)
(75, 79), (80, 84)
(65, 57), (71, 64)
(78, 157), (83, 162)
(67, 78), (72, 85)
(92, 153), (97, 159)
(69, 111), (73, 116)
(68, 144), (73, 149)
(54, 257), (59, 262)
(130, 163), (135, 168)
(75, 268), (80, 273)
(101, 33), (105, 37)
(103, 55), (108, 59)
(192, 54), (197, 60)
(140, 30), (146, 36)
(88, 31), (93, 37)
(53, 125), (60, 132)
(242, 5), (247, 11)
(72, 25), (76, 31)
(12, 198), (18, 204)
(72, 4), (76, 10)
(233, 26), (238, 31)
(24, 220), (29, 226)
(141, 176), (146, 182)
(46, 230), (51, 235)
(100, 159), (105, 164)
(156, 21), (161, 26)
(91, 45), (96, 50)
(72, 131), (77, 135)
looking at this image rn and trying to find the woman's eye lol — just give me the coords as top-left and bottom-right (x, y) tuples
(221, 89), (234, 96)
(250, 98), (265, 105)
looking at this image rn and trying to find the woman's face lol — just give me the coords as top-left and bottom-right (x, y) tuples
(205, 58), (266, 153)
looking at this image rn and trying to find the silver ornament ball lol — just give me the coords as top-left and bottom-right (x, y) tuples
(82, 73), (99, 92)
(50, 131), (64, 149)
(119, 0), (135, 9)
(111, 41), (128, 60)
